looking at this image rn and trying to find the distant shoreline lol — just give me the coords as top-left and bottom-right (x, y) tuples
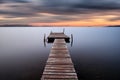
(0, 25), (120, 27)
(0, 25), (32, 27)
(106, 25), (120, 27)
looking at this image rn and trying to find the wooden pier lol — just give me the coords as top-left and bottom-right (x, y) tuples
(47, 32), (70, 43)
(41, 33), (78, 80)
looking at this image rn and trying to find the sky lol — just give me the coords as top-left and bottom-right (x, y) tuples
(0, 0), (120, 26)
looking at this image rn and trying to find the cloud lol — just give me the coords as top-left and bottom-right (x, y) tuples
(0, 3), (38, 17)
(0, 0), (3, 3)
(41, 0), (120, 11)
(11, 0), (29, 3)
(0, 0), (29, 3)
(1, 0), (120, 24)
(75, 0), (120, 9)
(108, 16), (120, 21)
(1, 0), (120, 16)
(30, 0), (120, 16)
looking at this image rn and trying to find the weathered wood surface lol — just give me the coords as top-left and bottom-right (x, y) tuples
(41, 39), (78, 80)
(48, 33), (69, 39)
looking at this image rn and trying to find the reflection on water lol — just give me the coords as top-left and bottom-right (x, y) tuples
(0, 27), (120, 80)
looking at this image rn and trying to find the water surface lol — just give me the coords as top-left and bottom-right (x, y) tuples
(0, 27), (120, 80)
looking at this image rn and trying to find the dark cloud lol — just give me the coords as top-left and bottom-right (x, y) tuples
(50, 0), (120, 9)
(0, 10), (35, 17)
(74, 0), (120, 9)
(11, 0), (29, 3)
(1, 0), (120, 16)
(19, 0), (119, 17)
(0, 0), (4, 3)
(1, 0), (120, 24)
(1, 0), (29, 3)
(0, 2), (38, 17)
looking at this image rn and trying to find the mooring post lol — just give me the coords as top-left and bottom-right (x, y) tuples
(63, 28), (65, 33)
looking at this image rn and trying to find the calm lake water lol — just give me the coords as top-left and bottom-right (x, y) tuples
(0, 27), (120, 80)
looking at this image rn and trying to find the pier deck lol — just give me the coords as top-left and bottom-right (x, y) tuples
(41, 39), (78, 80)
(47, 32), (70, 43)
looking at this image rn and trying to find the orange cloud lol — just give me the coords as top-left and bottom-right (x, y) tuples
(30, 19), (120, 27)
(30, 14), (120, 27)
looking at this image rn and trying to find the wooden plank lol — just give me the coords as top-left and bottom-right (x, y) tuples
(41, 39), (78, 80)
(48, 33), (69, 37)
(48, 33), (70, 39)
(44, 68), (74, 70)
(45, 64), (74, 68)
(49, 53), (70, 58)
(42, 75), (78, 79)
(44, 69), (75, 72)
